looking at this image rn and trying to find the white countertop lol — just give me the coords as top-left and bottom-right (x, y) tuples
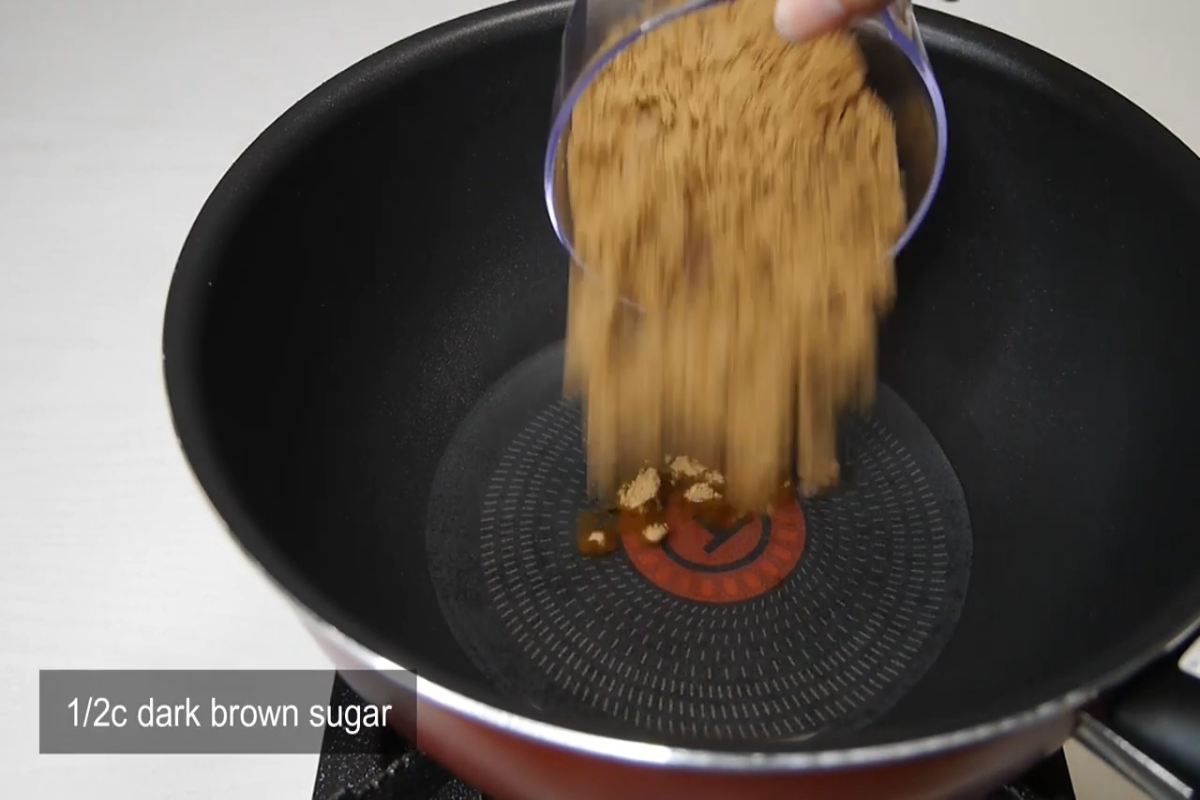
(2, 0), (1197, 797)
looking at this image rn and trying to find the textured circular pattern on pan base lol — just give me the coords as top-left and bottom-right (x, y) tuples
(426, 343), (972, 743)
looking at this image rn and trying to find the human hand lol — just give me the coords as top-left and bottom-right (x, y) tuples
(775, 0), (893, 41)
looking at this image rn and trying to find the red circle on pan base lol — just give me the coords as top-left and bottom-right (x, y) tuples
(622, 498), (807, 603)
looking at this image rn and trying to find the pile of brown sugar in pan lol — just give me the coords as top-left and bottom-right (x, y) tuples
(563, 0), (906, 519)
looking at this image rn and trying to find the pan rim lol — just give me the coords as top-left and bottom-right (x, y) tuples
(161, 0), (1200, 769)
(263, 530), (1200, 769)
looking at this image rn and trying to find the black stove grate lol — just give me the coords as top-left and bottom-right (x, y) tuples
(311, 676), (1076, 800)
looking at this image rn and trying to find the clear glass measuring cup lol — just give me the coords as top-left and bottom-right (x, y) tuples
(542, 0), (949, 279)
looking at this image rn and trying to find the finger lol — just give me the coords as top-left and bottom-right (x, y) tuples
(774, 0), (888, 41)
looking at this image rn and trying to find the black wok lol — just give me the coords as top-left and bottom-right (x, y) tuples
(163, 1), (1200, 797)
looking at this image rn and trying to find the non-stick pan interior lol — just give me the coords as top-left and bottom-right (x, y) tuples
(165, 0), (1200, 751)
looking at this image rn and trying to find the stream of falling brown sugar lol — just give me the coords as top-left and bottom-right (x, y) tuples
(563, 0), (906, 512)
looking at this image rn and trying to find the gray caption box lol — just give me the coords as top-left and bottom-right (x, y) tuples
(39, 670), (417, 754)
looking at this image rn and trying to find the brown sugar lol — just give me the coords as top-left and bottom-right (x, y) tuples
(576, 457), (767, 557)
(563, 0), (905, 512)
(576, 509), (621, 557)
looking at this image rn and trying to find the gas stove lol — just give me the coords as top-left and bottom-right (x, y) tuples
(310, 676), (1076, 800)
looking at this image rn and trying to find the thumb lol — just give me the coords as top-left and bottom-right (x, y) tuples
(774, 0), (889, 41)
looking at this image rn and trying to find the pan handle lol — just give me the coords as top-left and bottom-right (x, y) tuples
(1074, 635), (1200, 800)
